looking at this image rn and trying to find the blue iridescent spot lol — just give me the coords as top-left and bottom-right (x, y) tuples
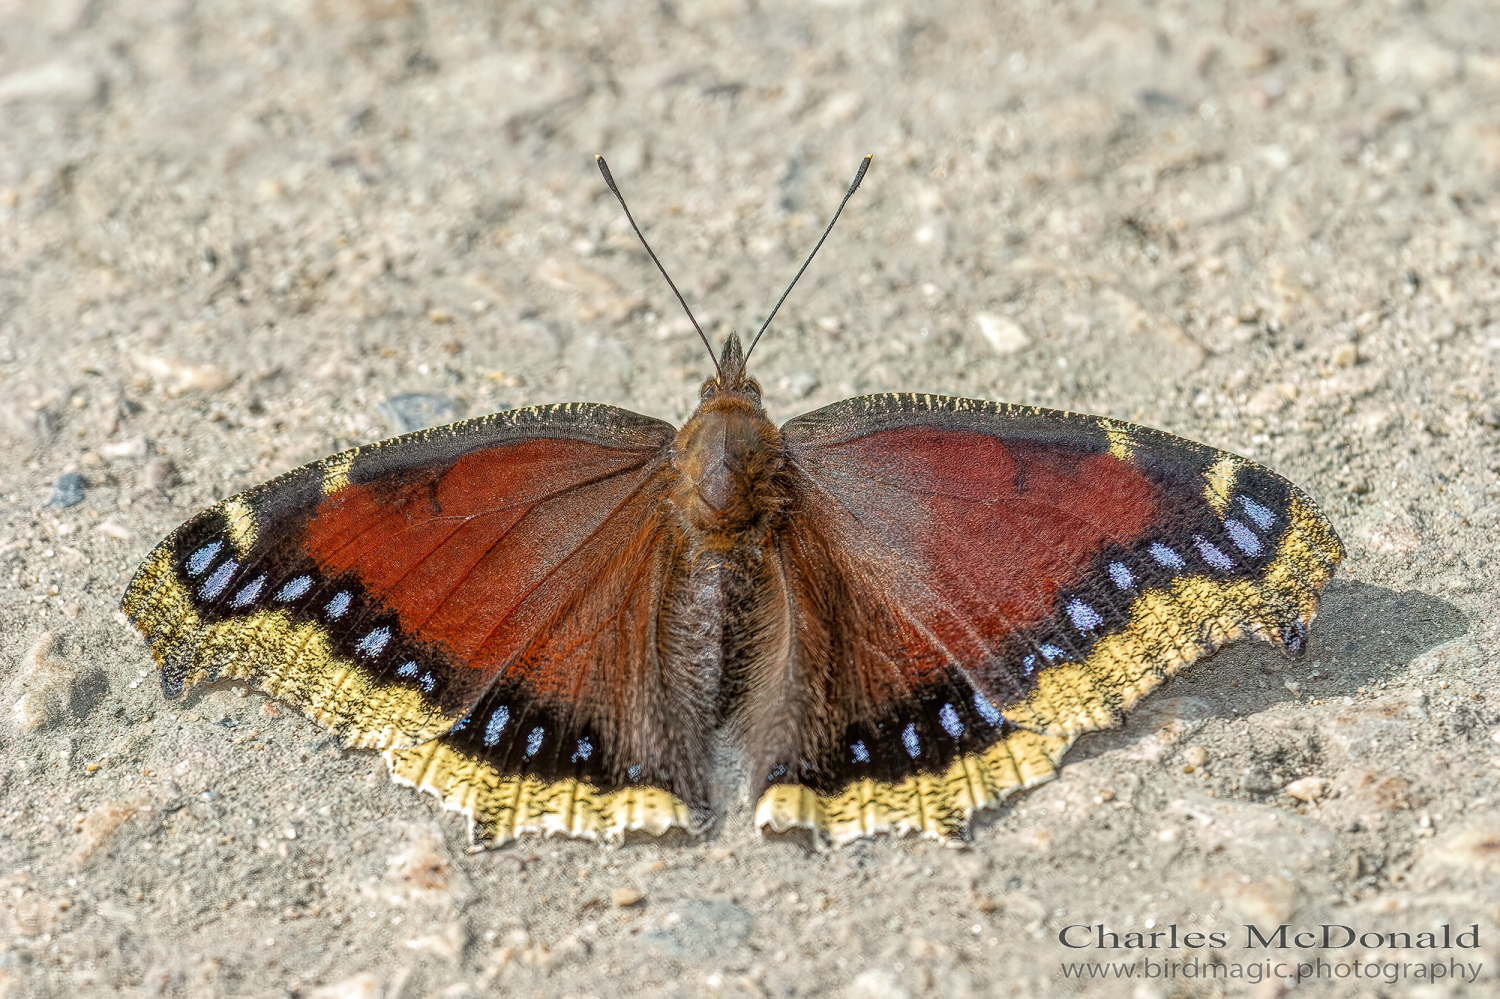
(1224, 518), (1263, 556)
(483, 707), (509, 747)
(1024, 654), (1038, 675)
(418, 673), (435, 693)
(200, 559), (238, 600)
(851, 740), (870, 763)
(1108, 561), (1135, 590)
(572, 738), (593, 762)
(354, 626), (391, 658)
(325, 591), (352, 620)
(451, 713), (470, 732)
(187, 541), (223, 577)
(902, 723), (920, 758)
(230, 574), (266, 609)
(1149, 543), (1185, 570)
(1039, 643), (1067, 661)
(524, 727), (544, 758)
(973, 692), (1002, 727)
(275, 575), (313, 601)
(628, 764), (642, 781)
(938, 703), (964, 738)
(1067, 599), (1103, 632)
(1239, 495), (1275, 530)
(1195, 535), (1234, 571)
(767, 763), (787, 780)
(396, 661), (419, 677)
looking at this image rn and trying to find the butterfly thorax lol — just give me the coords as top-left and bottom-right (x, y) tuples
(670, 389), (785, 550)
(669, 335), (787, 550)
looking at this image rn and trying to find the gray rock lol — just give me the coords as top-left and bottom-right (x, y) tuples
(46, 472), (86, 508)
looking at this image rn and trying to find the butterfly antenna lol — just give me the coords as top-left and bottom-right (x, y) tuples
(595, 155), (720, 377)
(744, 154), (872, 362)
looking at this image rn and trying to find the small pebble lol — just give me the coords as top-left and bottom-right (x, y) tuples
(611, 887), (644, 907)
(0, 60), (103, 105)
(133, 353), (233, 393)
(1283, 776), (1326, 802)
(102, 437), (149, 459)
(975, 312), (1031, 355)
(1183, 746), (1208, 767)
(46, 472), (87, 508)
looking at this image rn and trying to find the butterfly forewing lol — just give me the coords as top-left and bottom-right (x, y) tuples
(750, 394), (1342, 842)
(122, 403), (721, 825)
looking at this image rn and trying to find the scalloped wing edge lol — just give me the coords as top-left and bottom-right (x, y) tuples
(385, 739), (701, 846)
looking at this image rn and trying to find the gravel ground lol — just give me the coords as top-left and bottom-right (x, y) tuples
(2, 1), (1499, 997)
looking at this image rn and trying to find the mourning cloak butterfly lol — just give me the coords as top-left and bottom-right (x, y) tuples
(122, 157), (1342, 847)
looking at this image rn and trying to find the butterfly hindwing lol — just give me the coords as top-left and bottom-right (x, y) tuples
(751, 394), (1343, 843)
(123, 402), (718, 835)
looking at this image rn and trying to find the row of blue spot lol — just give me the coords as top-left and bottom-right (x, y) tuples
(832, 493), (1279, 769)
(832, 687), (1006, 774)
(191, 540), (600, 772)
(1041, 493), (1277, 669)
(184, 539), (438, 695)
(462, 702), (595, 764)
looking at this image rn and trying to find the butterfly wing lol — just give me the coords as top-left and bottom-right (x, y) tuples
(122, 402), (717, 841)
(748, 394), (1343, 844)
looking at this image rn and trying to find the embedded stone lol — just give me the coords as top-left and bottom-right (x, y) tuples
(1282, 776), (1326, 802)
(45, 472), (87, 509)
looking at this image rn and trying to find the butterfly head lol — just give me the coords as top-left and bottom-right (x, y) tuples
(699, 331), (763, 404)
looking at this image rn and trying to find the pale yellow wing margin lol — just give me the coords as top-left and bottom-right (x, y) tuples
(756, 495), (1343, 846)
(385, 741), (698, 846)
(122, 531), (456, 751)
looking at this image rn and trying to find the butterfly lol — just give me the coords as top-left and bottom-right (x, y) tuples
(121, 155), (1343, 848)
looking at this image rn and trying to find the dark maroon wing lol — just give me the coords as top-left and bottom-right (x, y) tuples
(121, 403), (721, 816)
(744, 393), (1343, 802)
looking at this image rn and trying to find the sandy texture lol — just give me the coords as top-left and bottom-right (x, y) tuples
(2, 0), (1499, 996)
